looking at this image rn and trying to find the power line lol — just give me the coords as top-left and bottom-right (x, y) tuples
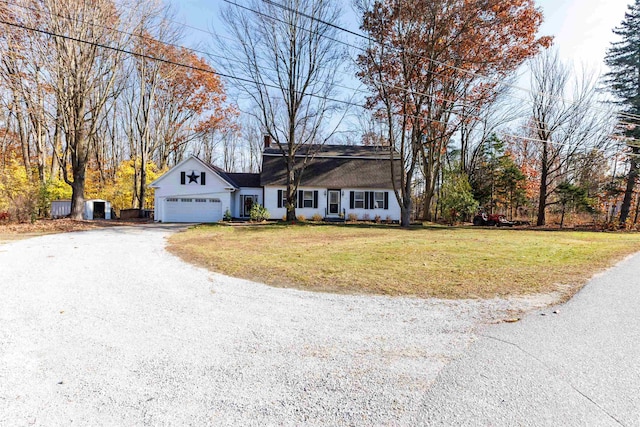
(258, 0), (640, 124)
(216, 0), (633, 147)
(0, 17), (371, 111)
(0, 15), (617, 150)
(0, 3), (627, 153)
(0, 9), (491, 127)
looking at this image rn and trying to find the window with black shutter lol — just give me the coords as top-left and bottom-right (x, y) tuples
(353, 191), (365, 209)
(373, 191), (386, 209)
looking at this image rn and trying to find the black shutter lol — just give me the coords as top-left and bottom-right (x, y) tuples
(298, 190), (303, 208)
(277, 190), (283, 208)
(369, 192), (375, 210)
(200, 172), (206, 185)
(313, 191), (318, 209)
(364, 191), (370, 210)
(384, 192), (389, 210)
(350, 191), (355, 209)
(180, 172), (185, 185)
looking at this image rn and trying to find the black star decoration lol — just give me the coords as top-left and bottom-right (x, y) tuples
(187, 171), (199, 183)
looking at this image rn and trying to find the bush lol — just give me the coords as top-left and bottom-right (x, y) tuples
(374, 215), (381, 224)
(296, 214), (306, 222)
(385, 215), (393, 224)
(311, 213), (323, 222)
(347, 213), (358, 222)
(223, 209), (232, 221)
(362, 213), (370, 221)
(440, 170), (478, 225)
(249, 204), (270, 222)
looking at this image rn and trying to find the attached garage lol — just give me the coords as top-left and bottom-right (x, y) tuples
(150, 156), (237, 223)
(163, 197), (222, 223)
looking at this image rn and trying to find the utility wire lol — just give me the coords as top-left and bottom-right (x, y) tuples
(256, 0), (640, 123)
(0, 4), (628, 153)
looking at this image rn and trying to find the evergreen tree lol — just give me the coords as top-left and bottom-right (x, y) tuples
(604, 1), (640, 224)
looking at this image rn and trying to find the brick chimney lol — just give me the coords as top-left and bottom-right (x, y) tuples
(264, 134), (271, 149)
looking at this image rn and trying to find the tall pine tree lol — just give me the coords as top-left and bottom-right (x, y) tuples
(604, 1), (640, 224)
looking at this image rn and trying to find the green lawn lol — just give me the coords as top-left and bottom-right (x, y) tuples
(167, 223), (640, 299)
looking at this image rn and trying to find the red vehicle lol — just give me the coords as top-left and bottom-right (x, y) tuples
(473, 212), (514, 227)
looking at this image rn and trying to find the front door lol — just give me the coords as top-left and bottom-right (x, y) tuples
(327, 190), (341, 217)
(242, 195), (255, 218)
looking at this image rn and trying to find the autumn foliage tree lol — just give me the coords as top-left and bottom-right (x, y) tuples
(357, 0), (552, 226)
(126, 28), (236, 211)
(0, 0), (237, 221)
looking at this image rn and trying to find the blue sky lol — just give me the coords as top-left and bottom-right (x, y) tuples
(536, 0), (631, 71)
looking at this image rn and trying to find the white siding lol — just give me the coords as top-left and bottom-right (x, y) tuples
(342, 189), (400, 221)
(264, 186), (401, 221)
(51, 200), (71, 218)
(152, 157), (235, 223)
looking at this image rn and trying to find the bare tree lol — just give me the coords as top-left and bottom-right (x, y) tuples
(121, 2), (182, 211)
(0, 1), (52, 186)
(44, 0), (142, 219)
(218, 0), (345, 221)
(459, 80), (524, 177)
(527, 49), (614, 226)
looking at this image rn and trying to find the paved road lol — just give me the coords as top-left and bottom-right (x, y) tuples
(0, 225), (530, 426)
(416, 252), (640, 426)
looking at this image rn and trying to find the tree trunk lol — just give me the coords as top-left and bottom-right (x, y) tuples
(68, 129), (89, 220)
(400, 200), (411, 227)
(286, 160), (296, 221)
(139, 154), (147, 215)
(619, 147), (638, 224)
(536, 141), (549, 226)
(423, 187), (435, 222)
(70, 176), (85, 219)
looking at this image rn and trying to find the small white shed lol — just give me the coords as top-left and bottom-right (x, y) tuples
(51, 199), (72, 218)
(50, 199), (112, 220)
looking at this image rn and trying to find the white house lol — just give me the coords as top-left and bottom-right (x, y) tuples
(150, 144), (401, 223)
(261, 144), (401, 221)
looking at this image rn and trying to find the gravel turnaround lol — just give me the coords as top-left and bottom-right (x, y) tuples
(415, 252), (640, 426)
(1, 225), (542, 426)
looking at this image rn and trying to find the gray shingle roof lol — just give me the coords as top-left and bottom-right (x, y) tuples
(226, 172), (261, 188)
(261, 145), (400, 188)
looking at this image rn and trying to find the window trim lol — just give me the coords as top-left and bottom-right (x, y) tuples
(302, 190), (314, 208)
(373, 192), (385, 209)
(353, 191), (365, 209)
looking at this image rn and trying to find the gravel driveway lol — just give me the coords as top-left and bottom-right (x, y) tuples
(0, 225), (542, 426)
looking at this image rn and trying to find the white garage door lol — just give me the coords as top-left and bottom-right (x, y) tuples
(164, 197), (223, 223)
